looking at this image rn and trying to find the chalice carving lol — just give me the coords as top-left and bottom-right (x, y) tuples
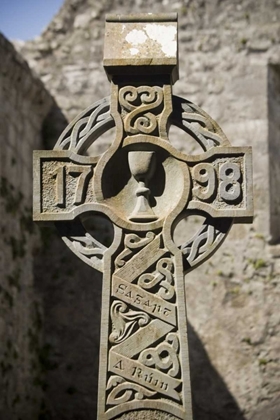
(128, 151), (157, 222)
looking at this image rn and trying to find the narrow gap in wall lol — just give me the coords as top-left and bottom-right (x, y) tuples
(268, 64), (280, 244)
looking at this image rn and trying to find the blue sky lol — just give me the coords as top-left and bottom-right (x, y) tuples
(0, 0), (64, 41)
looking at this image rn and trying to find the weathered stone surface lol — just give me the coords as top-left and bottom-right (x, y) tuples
(6, 0), (280, 419)
(115, 409), (180, 419)
(103, 14), (178, 82)
(0, 33), (66, 419)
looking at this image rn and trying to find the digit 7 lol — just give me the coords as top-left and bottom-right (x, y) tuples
(68, 165), (93, 205)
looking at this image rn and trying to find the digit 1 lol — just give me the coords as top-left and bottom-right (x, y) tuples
(52, 165), (65, 207)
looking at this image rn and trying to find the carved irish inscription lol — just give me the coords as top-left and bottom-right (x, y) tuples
(33, 13), (253, 420)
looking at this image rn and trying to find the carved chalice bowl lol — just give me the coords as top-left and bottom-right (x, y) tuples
(128, 150), (157, 222)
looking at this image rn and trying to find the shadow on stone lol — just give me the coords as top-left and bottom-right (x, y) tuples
(188, 322), (246, 420)
(34, 225), (102, 419)
(42, 103), (68, 150)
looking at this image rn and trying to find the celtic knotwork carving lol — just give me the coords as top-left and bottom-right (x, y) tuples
(138, 257), (175, 301)
(138, 333), (180, 378)
(106, 376), (156, 405)
(180, 217), (232, 270)
(69, 233), (105, 257)
(171, 96), (229, 151)
(119, 86), (164, 135)
(115, 232), (156, 268)
(54, 97), (113, 154)
(55, 220), (107, 272)
(109, 300), (150, 344)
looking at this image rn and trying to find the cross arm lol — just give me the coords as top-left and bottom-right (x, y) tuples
(33, 150), (103, 222)
(185, 146), (253, 223)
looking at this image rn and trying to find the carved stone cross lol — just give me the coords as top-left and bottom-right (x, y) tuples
(33, 14), (253, 420)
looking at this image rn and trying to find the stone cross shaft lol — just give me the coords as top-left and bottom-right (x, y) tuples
(33, 14), (253, 420)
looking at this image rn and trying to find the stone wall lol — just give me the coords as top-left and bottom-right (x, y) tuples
(268, 63), (280, 244)
(8, 0), (280, 419)
(0, 33), (65, 420)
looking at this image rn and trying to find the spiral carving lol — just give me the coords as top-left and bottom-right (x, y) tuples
(119, 86), (164, 135)
(106, 376), (156, 405)
(115, 232), (156, 268)
(109, 301), (150, 344)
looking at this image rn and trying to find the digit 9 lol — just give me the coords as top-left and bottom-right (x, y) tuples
(192, 163), (217, 201)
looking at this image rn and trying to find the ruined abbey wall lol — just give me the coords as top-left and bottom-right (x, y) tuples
(0, 33), (56, 419)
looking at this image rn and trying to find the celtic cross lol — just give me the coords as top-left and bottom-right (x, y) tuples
(33, 14), (253, 420)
